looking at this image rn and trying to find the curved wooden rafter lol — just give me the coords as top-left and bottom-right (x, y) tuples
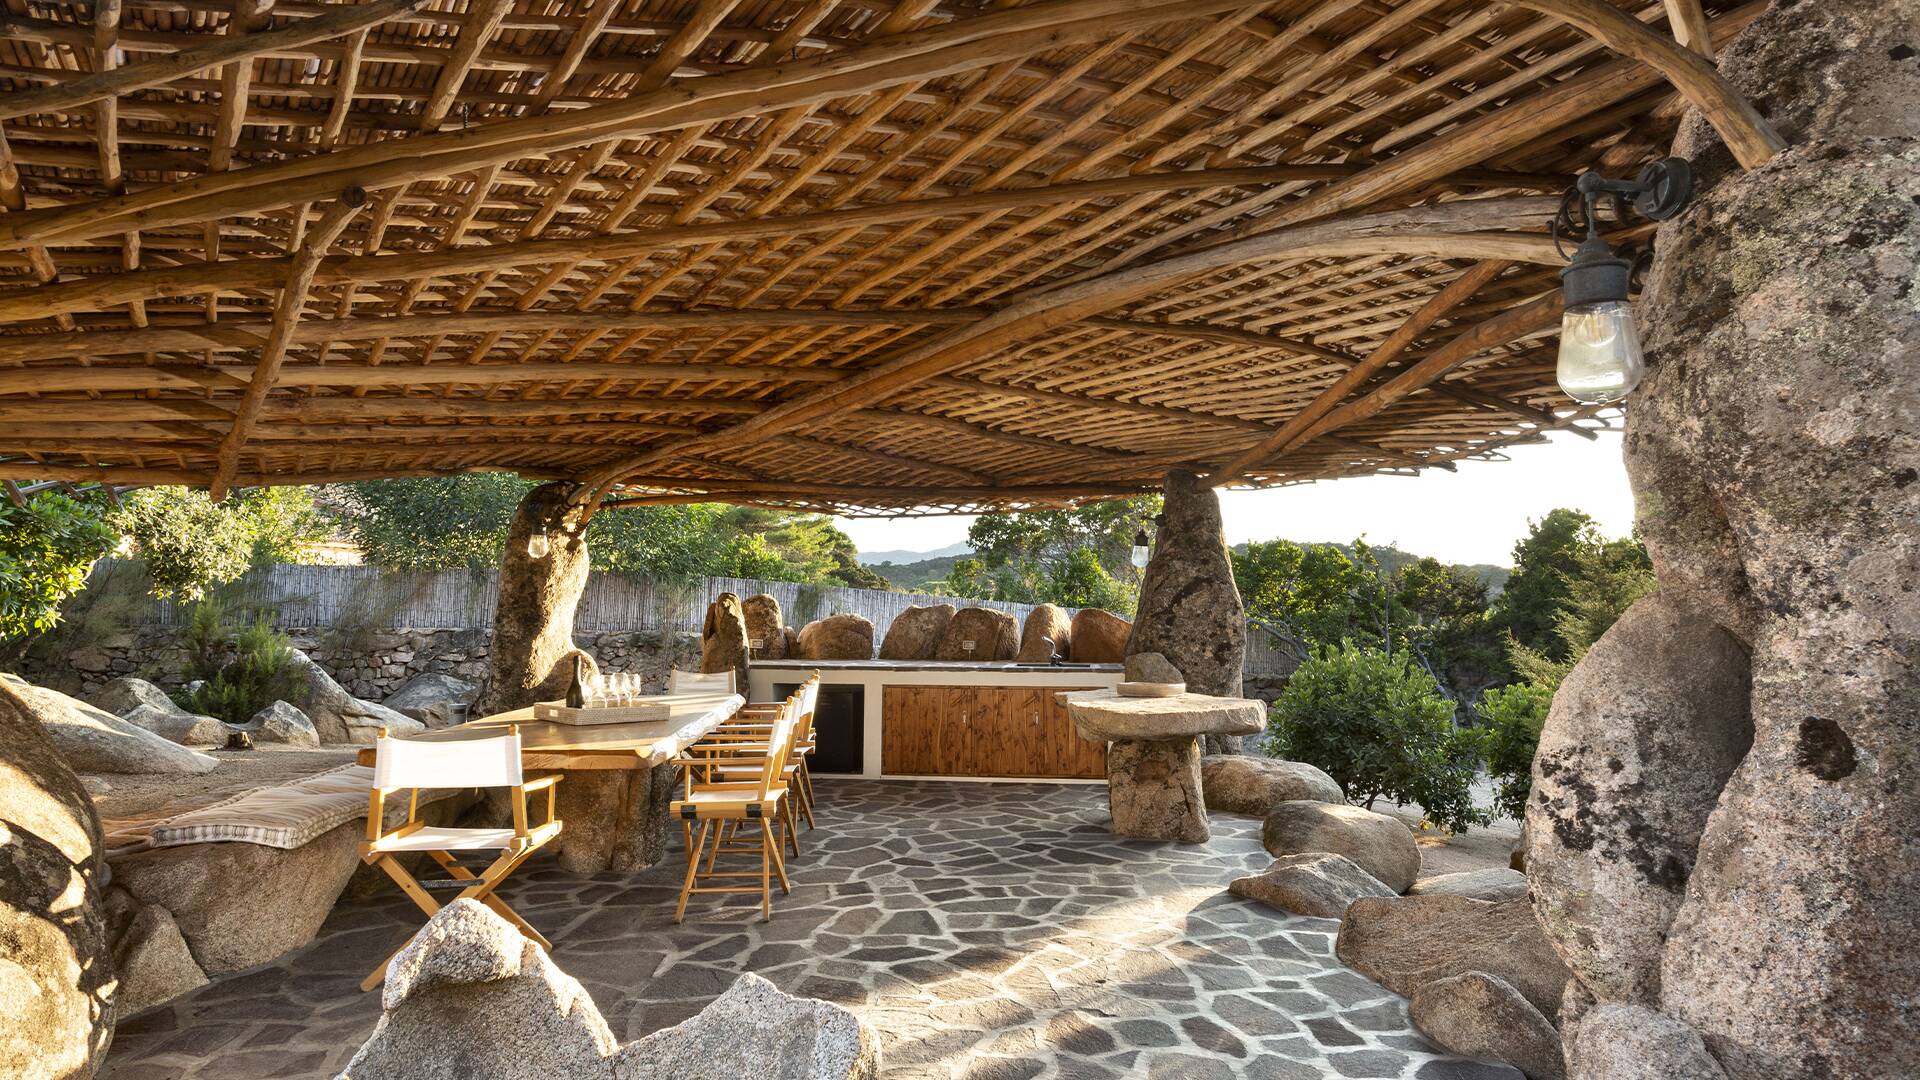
(1510, 0), (1782, 167)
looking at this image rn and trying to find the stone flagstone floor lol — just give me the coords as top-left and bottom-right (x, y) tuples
(100, 779), (1521, 1080)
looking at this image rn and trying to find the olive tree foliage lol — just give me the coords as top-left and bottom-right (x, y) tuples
(328, 477), (888, 588)
(934, 496), (1160, 612)
(0, 492), (119, 640)
(111, 485), (330, 600)
(1262, 640), (1488, 833)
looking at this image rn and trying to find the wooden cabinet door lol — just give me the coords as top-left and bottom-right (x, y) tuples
(882, 686), (945, 775)
(944, 687), (1001, 775)
(1046, 689), (1108, 779)
(996, 688), (1053, 777)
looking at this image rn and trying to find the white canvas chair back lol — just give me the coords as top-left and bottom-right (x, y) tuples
(758, 705), (798, 800)
(373, 730), (523, 791)
(670, 668), (736, 695)
(797, 675), (820, 724)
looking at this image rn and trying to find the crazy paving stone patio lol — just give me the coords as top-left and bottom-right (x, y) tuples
(99, 779), (1522, 1080)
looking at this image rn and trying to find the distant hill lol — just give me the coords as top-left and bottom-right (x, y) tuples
(865, 554), (965, 591)
(856, 541), (972, 566)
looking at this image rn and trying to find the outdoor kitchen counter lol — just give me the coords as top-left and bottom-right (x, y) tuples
(747, 660), (1122, 780)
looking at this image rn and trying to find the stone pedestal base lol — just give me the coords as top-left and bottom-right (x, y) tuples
(1106, 736), (1207, 843)
(542, 763), (677, 874)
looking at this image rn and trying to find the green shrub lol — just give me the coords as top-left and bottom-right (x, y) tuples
(174, 598), (294, 724)
(1263, 641), (1489, 832)
(0, 492), (118, 640)
(1476, 681), (1555, 820)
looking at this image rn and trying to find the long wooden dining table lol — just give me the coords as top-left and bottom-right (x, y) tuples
(357, 691), (745, 873)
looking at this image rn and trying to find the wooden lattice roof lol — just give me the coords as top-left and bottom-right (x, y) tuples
(0, 0), (1761, 515)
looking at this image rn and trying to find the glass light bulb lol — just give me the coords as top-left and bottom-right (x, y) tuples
(1557, 300), (1646, 404)
(526, 527), (551, 560)
(1131, 544), (1150, 570)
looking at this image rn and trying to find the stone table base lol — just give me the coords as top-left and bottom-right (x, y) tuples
(1106, 736), (1208, 843)
(538, 762), (678, 874)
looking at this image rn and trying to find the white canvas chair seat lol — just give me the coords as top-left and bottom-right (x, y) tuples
(359, 726), (560, 991)
(370, 824), (527, 853)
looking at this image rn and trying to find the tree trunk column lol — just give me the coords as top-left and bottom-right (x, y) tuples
(1529, 3), (1920, 1076)
(1129, 468), (1249, 754)
(471, 481), (593, 718)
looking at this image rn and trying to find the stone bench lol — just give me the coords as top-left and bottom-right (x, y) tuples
(104, 765), (476, 1014)
(1059, 689), (1265, 843)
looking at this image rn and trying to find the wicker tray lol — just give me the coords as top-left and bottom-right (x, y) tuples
(533, 700), (671, 726)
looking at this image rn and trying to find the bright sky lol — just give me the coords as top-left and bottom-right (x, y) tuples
(835, 429), (1638, 569)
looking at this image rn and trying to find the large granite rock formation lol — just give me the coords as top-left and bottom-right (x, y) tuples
(1566, 1004), (1731, 1080)
(1336, 896), (1570, 1018)
(111, 819), (366, 978)
(1527, 595), (1751, 1003)
(2, 673), (217, 775)
(1410, 869), (1529, 903)
(284, 651), (422, 744)
(85, 675), (180, 718)
(471, 482), (593, 719)
(1532, 3), (1920, 1076)
(1262, 800), (1421, 893)
(1410, 971), (1565, 1080)
(1228, 852), (1395, 919)
(381, 672), (477, 727)
(742, 594), (789, 661)
(341, 899), (880, 1080)
(701, 592), (751, 691)
(1201, 755), (1342, 816)
(795, 614), (874, 661)
(1067, 608), (1130, 662)
(934, 607), (1018, 662)
(121, 702), (229, 747)
(878, 604), (953, 660)
(1126, 470), (1247, 752)
(1016, 603), (1071, 663)
(0, 674), (115, 1079)
(616, 971), (881, 1080)
(250, 701), (321, 747)
(103, 888), (207, 1016)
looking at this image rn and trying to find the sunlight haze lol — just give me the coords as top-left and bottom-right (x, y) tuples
(836, 429), (1637, 569)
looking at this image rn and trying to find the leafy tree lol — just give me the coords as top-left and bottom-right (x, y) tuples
(0, 491), (119, 639)
(933, 496), (1159, 611)
(1475, 681), (1555, 820)
(108, 486), (330, 601)
(1262, 640), (1488, 832)
(1495, 508), (1600, 659)
(1234, 538), (1508, 702)
(330, 475), (531, 571)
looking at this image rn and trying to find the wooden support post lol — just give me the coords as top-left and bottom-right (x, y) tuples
(208, 187), (367, 500)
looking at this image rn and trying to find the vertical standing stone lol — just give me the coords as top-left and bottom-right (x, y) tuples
(1128, 469), (1248, 753)
(701, 592), (751, 690)
(471, 482), (593, 719)
(1543, 3), (1920, 1077)
(1104, 737), (1208, 843)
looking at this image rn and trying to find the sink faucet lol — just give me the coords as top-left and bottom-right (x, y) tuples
(1040, 636), (1066, 666)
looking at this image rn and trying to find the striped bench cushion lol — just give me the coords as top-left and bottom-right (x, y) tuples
(147, 765), (459, 851)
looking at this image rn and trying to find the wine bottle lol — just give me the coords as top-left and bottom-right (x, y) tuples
(566, 654), (588, 709)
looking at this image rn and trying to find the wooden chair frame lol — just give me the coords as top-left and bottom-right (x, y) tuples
(358, 725), (561, 991)
(692, 673), (820, 831)
(668, 698), (801, 922)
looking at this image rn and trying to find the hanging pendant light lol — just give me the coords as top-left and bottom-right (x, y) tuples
(526, 523), (552, 560)
(1552, 159), (1693, 404)
(1131, 527), (1152, 569)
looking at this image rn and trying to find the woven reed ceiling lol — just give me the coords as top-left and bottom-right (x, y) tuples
(0, 0), (1753, 515)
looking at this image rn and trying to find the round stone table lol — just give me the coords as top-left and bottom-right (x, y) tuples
(1058, 689), (1265, 843)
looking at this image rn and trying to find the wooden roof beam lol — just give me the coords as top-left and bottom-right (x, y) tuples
(208, 188), (366, 500)
(0, 0), (1292, 250)
(0, 0), (428, 124)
